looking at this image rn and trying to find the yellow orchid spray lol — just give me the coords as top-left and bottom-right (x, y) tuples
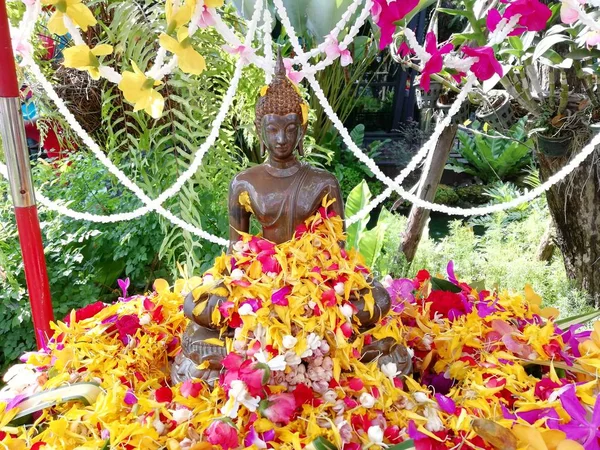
(165, 0), (195, 34)
(62, 44), (113, 80)
(118, 61), (164, 119)
(41, 0), (97, 36)
(159, 27), (206, 76)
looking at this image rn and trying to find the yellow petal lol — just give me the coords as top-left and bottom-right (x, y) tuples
(66, 2), (97, 31)
(301, 103), (309, 124)
(512, 425), (548, 450)
(118, 70), (146, 103)
(91, 44), (113, 56)
(159, 33), (181, 55)
(177, 26), (190, 42)
(178, 47), (206, 75)
(48, 11), (68, 36)
(63, 44), (94, 68)
(524, 284), (542, 307)
(204, 0), (224, 7)
(260, 85), (269, 96)
(556, 441), (585, 450)
(144, 88), (164, 119)
(153, 278), (170, 294)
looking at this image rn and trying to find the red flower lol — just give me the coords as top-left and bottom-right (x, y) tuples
(114, 315), (141, 344)
(415, 269), (431, 284)
(155, 386), (173, 403)
(321, 289), (337, 307)
(64, 301), (106, 325)
(427, 290), (466, 320)
(292, 383), (316, 406)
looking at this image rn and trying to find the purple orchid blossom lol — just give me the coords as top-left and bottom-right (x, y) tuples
(118, 278), (130, 299)
(549, 385), (600, 449)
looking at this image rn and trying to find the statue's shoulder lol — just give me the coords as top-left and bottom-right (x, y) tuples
(304, 164), (340, 188)
(230, 166), (264, 191)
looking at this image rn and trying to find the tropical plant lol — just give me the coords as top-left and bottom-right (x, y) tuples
(344, 180), (388, 269)
(447, 118), (534, 183)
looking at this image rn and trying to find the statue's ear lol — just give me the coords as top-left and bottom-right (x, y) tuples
(297, 127), (305, 157)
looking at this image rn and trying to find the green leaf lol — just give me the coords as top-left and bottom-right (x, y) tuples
(345, 181), (371, 250)
(437, 7), (470, 17)
(430, 277), (462, 293)
(508, 36), (523, 51)
(358, 221), (388, 267)
(555, 310), (600, 329)
(309, 437), (337, 450)
(532, 34), (571, 62)
(388, 441), (416, 450)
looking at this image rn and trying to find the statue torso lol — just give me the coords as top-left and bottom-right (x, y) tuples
(231, 163), (341, 244)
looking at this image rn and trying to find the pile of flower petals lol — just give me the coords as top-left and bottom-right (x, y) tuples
(0, 209), (599, 449)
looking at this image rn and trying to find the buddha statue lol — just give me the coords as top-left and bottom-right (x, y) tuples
(171, 53), (412, 385)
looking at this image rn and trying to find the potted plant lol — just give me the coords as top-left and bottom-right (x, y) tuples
(475, 90), (515, 132)
(435, 89), (472, 125)
(415, 80), (442, 109)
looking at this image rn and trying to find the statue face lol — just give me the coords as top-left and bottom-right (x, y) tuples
(261, 113), (303, 161)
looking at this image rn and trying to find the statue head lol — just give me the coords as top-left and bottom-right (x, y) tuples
(255, 52), (308, 160)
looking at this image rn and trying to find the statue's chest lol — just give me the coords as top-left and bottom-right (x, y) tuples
(250, 179), (319, 228)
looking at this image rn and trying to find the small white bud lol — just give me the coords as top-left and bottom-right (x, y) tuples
(359, 392), (376, 408)
(230, 269), (244, 281)
(367, 425), (384, 444)
(282, 335), (298, 349)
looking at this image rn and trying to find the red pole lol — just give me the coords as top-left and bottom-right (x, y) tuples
(0, 0), (54, 348)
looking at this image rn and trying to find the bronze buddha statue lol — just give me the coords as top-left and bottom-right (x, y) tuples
(171, 54), (412, 385)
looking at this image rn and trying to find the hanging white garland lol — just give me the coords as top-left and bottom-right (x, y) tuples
(3, 0), (599, 247)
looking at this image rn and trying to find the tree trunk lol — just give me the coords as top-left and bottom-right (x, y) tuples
(401, 125), (458, 262)
(537, 145), (600, 307)
(536, 220), (556, 262)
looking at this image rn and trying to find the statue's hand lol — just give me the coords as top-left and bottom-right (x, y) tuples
(184, 288), (228, 329)
(360, 337), (413, 377)
(350, 281), (391, 329)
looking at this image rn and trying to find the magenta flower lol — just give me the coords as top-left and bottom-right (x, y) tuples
(124, 389), (137, 405)
(205, 420), (239, 450)
(244, 425), (275, 448)
(549, 385), (600, 448)
(271, 286), (291, 306)
(118, 278), (130, 298)
(372, 0), (420, 49)
(462, 46), (503, 81)
(434, 393), (456, 414)
(260, 393), (297, 424)
(397, 41), (415, 58)
(419, 32), (454, 92)
(505, 0), (552, 32)
(180, 380), (202, 398)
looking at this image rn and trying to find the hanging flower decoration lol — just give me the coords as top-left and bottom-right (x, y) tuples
(324, 35), (353, 67)
(159, 27), (207, 75)
(41, 0), (96, 35)
(62, 44), (113, 80)
(371, 0), (420, 49)
(118, 61), (165, 119)
(418, 32), (454, 92)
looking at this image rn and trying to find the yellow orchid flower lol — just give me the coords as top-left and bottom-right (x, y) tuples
(159, 27), (206, 76)
(118, 61), (164, 119)
(62, 44), (112, 80)
(204, 0), (224, 7)
(165, 0), (195, 34)
(42, 0), (97, 36)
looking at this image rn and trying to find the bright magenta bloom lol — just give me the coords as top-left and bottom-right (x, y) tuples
(488, 0), (552, 34)
(462, 46), (503, 81)
(205, 420), (239, 450)
(419, 32), (453, 92)
(372, 0), (420, 49)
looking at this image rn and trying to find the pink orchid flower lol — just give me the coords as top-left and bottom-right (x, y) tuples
(324, 35), (353, 67)
(419, 32), (454, 92)
(283, 58), (305, 84)
(260, 393), (297, 424)
(196, 5), (216, 28)
(222, 44), (255, 65)
(397, 41), (415, 57)
(486, 9), (524, 36)
(245, 426), (275, 448)
(372, 0), (420, 49)
(560, 0), (580, 24)
(271, 286), (291, 306)
(462, 46), (503, 81)
(586, 31), (600, 48)
(205, 420), (239, 450)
